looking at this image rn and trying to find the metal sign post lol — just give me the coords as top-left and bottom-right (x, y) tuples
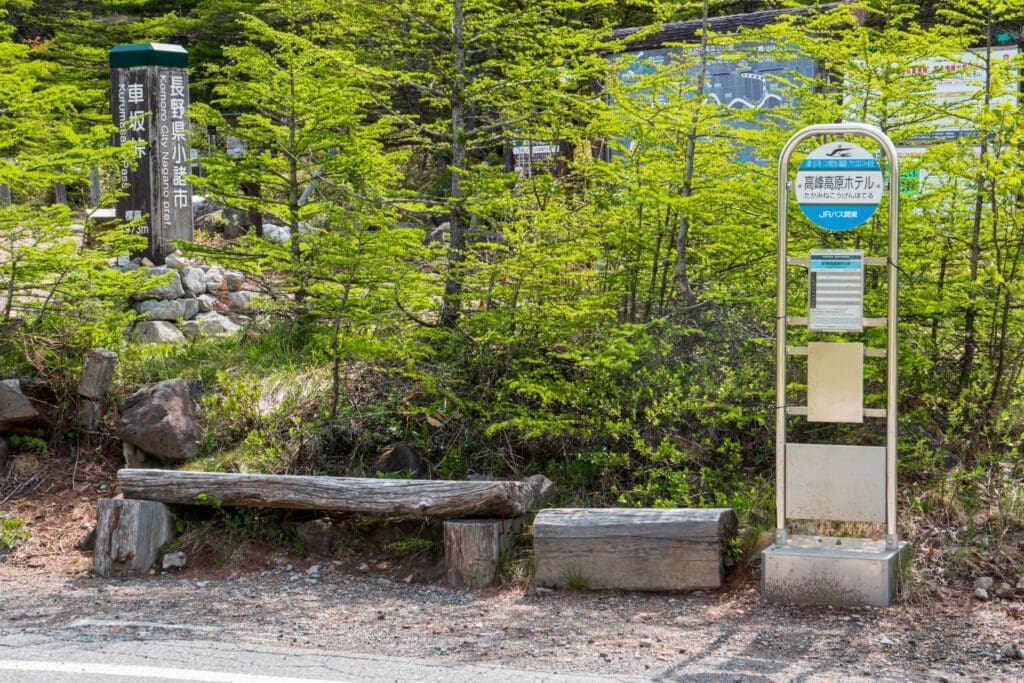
(762, 123), (909, 607)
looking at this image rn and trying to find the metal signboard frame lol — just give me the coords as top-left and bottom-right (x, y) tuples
(775, 123), (899, 551)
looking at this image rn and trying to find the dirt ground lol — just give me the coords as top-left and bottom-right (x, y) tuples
(2, 467), (1024, 681)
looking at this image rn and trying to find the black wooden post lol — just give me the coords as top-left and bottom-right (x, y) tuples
(110, 43), (194, 263)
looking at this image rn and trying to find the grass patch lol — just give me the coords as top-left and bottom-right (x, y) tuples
(561, 565), (588, 591)
(0, 515), (29, 550)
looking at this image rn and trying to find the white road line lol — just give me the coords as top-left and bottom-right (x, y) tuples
(0, 660), (347, 682)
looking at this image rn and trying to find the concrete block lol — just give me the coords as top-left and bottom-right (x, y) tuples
(761, 535), (911, 607)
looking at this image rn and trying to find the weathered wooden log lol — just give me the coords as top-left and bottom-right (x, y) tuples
(444, 518), (522, 589)
(117, 469), (554, 518)
(534, 507), (738, 591)
(94, 498), (174, 577)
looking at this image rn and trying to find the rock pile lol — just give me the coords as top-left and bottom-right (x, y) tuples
(128, 253), (262, 344)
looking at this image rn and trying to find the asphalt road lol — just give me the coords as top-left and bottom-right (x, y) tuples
(0, 628), (655, 683)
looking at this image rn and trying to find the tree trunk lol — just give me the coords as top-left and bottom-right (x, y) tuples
(958, 29), (993, 397)
(117, 469), (554, 519)
(675, 0), (709, 311)
(441, 0), (467, 328)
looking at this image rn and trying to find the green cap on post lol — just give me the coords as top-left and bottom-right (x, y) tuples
(109, 43), (188, 69)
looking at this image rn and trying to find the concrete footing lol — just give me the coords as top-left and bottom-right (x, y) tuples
(761, 535), (911, 607)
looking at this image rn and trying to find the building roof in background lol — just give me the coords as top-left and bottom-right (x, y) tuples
(611, 2), (854, 51)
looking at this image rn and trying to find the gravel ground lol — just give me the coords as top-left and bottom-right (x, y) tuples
(1, 488), (1024, 681)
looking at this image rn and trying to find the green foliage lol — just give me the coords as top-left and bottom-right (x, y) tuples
(171, 500), (295, 567)
(384, 536), (435, 553)
(0, 7), (147, 428)
(7, 434), (47, 456)
(0, 514), (29, 550)
(375, 469), (415, 480)
(2, 0), (1024, 580)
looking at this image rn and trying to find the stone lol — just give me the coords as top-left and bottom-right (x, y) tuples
(974, 576), (995, 591)
(195, 312), (241, 336)
(77, 348), (119, 400)
(78, 526), (96, 552)
(995, 582), (1016, 600)
(162, 551), (187, 570)
(180, 320), (201, 339)
(133, 321), (185, 344)
(135, 298), (192, 321)
(164, 253), (187, 271)
(134, 267), (185, 301)
(974, 587), (990, 601)
(0, 379), (42, 430)
(180, 267), (207, 296)
(123, 442), (148, 468)
(195, 208), (248, 237)
(374, 443), (430, 479)
(263, 223), (290, 243)
(94, 498), (174, 577)
(226, 290), (260, 310)
(197, 294), (216, 313)
(205, 268), (226, 294)
(114, 379), (203, 462)
(182, 298), (200, 320)
(192, 195), (217, 217)
(194, 209), (224, 233)
(296, 519), (335, 556)
(1016, 577), (1024, 595)
(223, 270), (245, 291)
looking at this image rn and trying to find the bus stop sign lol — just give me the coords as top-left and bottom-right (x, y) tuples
(795, 141), (883, 231)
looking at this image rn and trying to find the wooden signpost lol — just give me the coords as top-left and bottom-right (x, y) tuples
(110, 43), (193, 263)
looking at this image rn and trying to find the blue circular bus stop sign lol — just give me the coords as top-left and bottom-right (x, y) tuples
(795, 141), (883, 231)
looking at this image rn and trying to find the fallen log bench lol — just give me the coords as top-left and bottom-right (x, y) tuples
(95, 469), (553, 588)
(533, 507), (738, 591)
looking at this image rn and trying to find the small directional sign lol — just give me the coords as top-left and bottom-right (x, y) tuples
(795, 141), (883, 231)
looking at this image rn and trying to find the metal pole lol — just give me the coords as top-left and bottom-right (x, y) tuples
(775, 122), (899, 548)
(885, 139), (900, 550)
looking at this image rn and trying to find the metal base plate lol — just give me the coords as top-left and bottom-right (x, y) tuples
(761, 535), (911, 607)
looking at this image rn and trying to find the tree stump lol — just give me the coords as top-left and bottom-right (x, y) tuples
(94, 498), (174, 577)
(444, 518), (522, 588)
